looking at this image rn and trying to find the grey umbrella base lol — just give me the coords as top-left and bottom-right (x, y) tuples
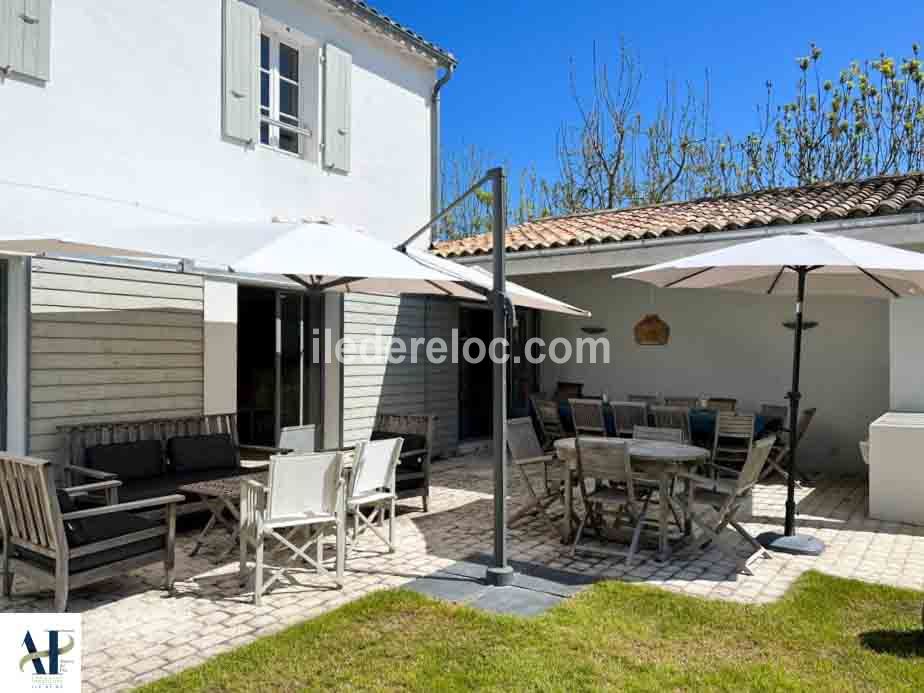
(757, 532), (825, 556)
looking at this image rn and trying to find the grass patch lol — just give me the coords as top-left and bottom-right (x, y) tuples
(140, 571), (924, 692)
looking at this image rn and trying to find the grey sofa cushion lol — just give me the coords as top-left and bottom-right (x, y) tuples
(16, 511), (164, 574)
(85, 440), (164, 481)
(168, 434), (238, 473)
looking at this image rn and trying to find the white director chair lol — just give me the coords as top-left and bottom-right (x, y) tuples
(347, 437), (404, 554)
(239, 451), (345, 605)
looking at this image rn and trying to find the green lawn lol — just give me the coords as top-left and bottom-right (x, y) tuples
(140, 571), (924, 692)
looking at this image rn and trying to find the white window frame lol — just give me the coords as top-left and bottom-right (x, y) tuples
(258, 20), (316, 158)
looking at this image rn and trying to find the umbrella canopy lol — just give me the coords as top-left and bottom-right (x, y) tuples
(406, 246), (590, 317)
(614, 230), (924, 556)
(615, 231), (924, 298)
(0, 220), (589, 315)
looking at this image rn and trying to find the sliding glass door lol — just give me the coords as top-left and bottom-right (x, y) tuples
(237, 286), (322, 446)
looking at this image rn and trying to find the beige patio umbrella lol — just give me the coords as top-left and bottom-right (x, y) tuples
(0, 220), (588, 316)
(615, 230), (924, 556)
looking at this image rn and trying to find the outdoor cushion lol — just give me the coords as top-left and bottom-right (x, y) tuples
(118, 467), (252, 503)
(16, 511), (164, 574)
(371, 431), (427, 453)
(84, 439), (164, 481)
(168, 433), (238, 473)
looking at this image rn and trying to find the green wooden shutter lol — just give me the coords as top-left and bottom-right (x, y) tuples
(222, 0), (259, 144)
(2, 0), (51, 81)
(324, 44), (352, 173)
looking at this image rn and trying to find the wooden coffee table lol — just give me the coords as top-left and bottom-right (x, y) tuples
(179, 471), (268, 558)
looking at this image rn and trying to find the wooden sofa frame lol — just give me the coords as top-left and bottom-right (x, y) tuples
(57, 413), (282, 515)
(374, 413), (435, 512)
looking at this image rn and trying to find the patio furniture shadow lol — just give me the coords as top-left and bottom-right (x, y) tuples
(409, 493), (758, 587)
(859, 629), (924, 657)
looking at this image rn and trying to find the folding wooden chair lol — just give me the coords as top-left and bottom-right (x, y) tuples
(707, 397), (737, 412)
(530, 394), (566, 450)
(650, 405), (692, 442)
(675, 436), (776, 574)
(569, 398), (608, 437)
(609, 401), (648, 437)
(710, 411), (755, 476)
(571, 435), (653, 564)
(760, 407), (817, 483)
(347, 437), (403, 553)
(628, 394), (661, 406)
(506, 418), (572, 531)
(665, 396), (699, 408)
(633, 425), (684, 443)
(239, 451), (346, 605)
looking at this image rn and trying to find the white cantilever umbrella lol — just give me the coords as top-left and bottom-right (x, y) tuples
(0, 220), (588, 316)
(615, 230), (924, 555)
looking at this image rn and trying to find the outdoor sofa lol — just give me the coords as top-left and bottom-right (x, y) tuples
(57, 413), (283, 515)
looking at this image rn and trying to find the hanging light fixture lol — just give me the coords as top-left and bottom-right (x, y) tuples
(634, 313), (670, 345)
(634, 285), (670, 345)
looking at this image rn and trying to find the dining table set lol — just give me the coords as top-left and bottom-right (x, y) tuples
(552, 437), (711, 561)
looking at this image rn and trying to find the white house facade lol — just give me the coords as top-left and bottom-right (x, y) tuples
(0, 1), (459, 459)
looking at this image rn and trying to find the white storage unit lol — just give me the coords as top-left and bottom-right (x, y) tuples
(869, 412), (924, 525)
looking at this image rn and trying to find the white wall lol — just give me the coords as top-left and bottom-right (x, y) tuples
(203, 278), (238, 415)
(0, 0), (435, 245)
(522, 270), (890, 475)
(6, 258), (29, 454)
(889, 297), (924, 411)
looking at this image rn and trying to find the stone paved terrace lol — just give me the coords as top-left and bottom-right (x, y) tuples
(3, 453), (924, 691)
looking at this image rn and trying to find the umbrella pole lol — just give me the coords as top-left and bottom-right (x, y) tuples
(485, 167), (515, 587)
(758, 266), (825, 556)
(784, 269), (805, 536)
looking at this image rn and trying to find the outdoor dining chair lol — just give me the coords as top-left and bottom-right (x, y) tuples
(760, 407), (817, 483)
(650, 405), (692, 442)
(759, 404), (788, 422)
(571, 435), (653, 564)
(609, 401), (648, 437)
(633, 425), (684, 443)
(239, 451), (346, 605)
(570, 398), (608, 437)
(628, 394), (661, 405)
(347, 437), (404, 554)
(555, 381), (584, 401)
(710, 411), (755, 475)
(706, 397), (738, 412)
(279, 424), (317, 453)
(530, 394), (566, 450)
(506, 417), (572, 531)
(0, 453), (183, 612)
(665, 396), (699, 408)
(675, 436), (776, 573)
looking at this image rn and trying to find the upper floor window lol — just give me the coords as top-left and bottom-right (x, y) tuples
(260, 33), (303, 155)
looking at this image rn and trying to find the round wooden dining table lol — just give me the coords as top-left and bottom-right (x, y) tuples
(553, 437), (710, 560)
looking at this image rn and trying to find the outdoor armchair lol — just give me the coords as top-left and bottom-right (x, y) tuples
(0, 453), (182, 612)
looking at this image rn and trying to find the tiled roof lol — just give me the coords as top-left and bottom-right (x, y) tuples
(432, 173), (924, 258)
(324, 0), (456, 66)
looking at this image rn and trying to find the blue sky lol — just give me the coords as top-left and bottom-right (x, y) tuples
(373, 1), (923, 183)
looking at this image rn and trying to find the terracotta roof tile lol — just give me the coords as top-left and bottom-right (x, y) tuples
(432, 173), (924, 258)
